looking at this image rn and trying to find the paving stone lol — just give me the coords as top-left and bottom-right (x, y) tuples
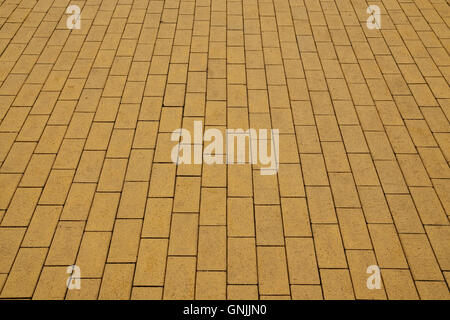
(0, 227), (26, 273)
(286, 238), (320, 285)
(60, 183), (96, 220)
(75, 231), (111, 278)
(20, 154), (55, 187)
(228, 238), (257, 285)
(33, 266), (67, 300)
(173, 176), (201, 212)
(46, 221), (84, 266)
(381, 269), (419, 300)
(320, 269), (355, 300)
(131, 287), (163, 300)
(313, 224), (347, 269)
(198, 226), (226, 271)
(291, 285), (323, 300)
(416, 281), (450, 300)
(141, 198), (172, 238)
(227, 285), (258, 300)
(39, 169), (75, 205)
(168, 214), (198, 256)
(0, 248), (47, 298)
(369, 224), (408, 269)
(2, 187), (41, 226)
(257, 247), (290, 296)
(386, 195), (425, 233)
(400, 234), (444, 281)
(410, 187), (449, 225)
(337, 209), (372, 249)
(86, 193), (121, 232)
(195, 271), (226, 300)
(425, 226), (450, 271)
(228, 197), (254, 237)
(163, 257), (196, 300)
(22, 206), (61, 247)
(281, 198), (311, 237)
(134, 239), (168, 286)
(108, 219), (142, 263)
(98, 264), (134, 300)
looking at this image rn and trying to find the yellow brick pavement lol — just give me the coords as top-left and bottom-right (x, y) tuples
(0, 0), (449, 300)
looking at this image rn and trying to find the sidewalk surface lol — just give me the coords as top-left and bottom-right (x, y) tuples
(0, 0), (449, 300)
